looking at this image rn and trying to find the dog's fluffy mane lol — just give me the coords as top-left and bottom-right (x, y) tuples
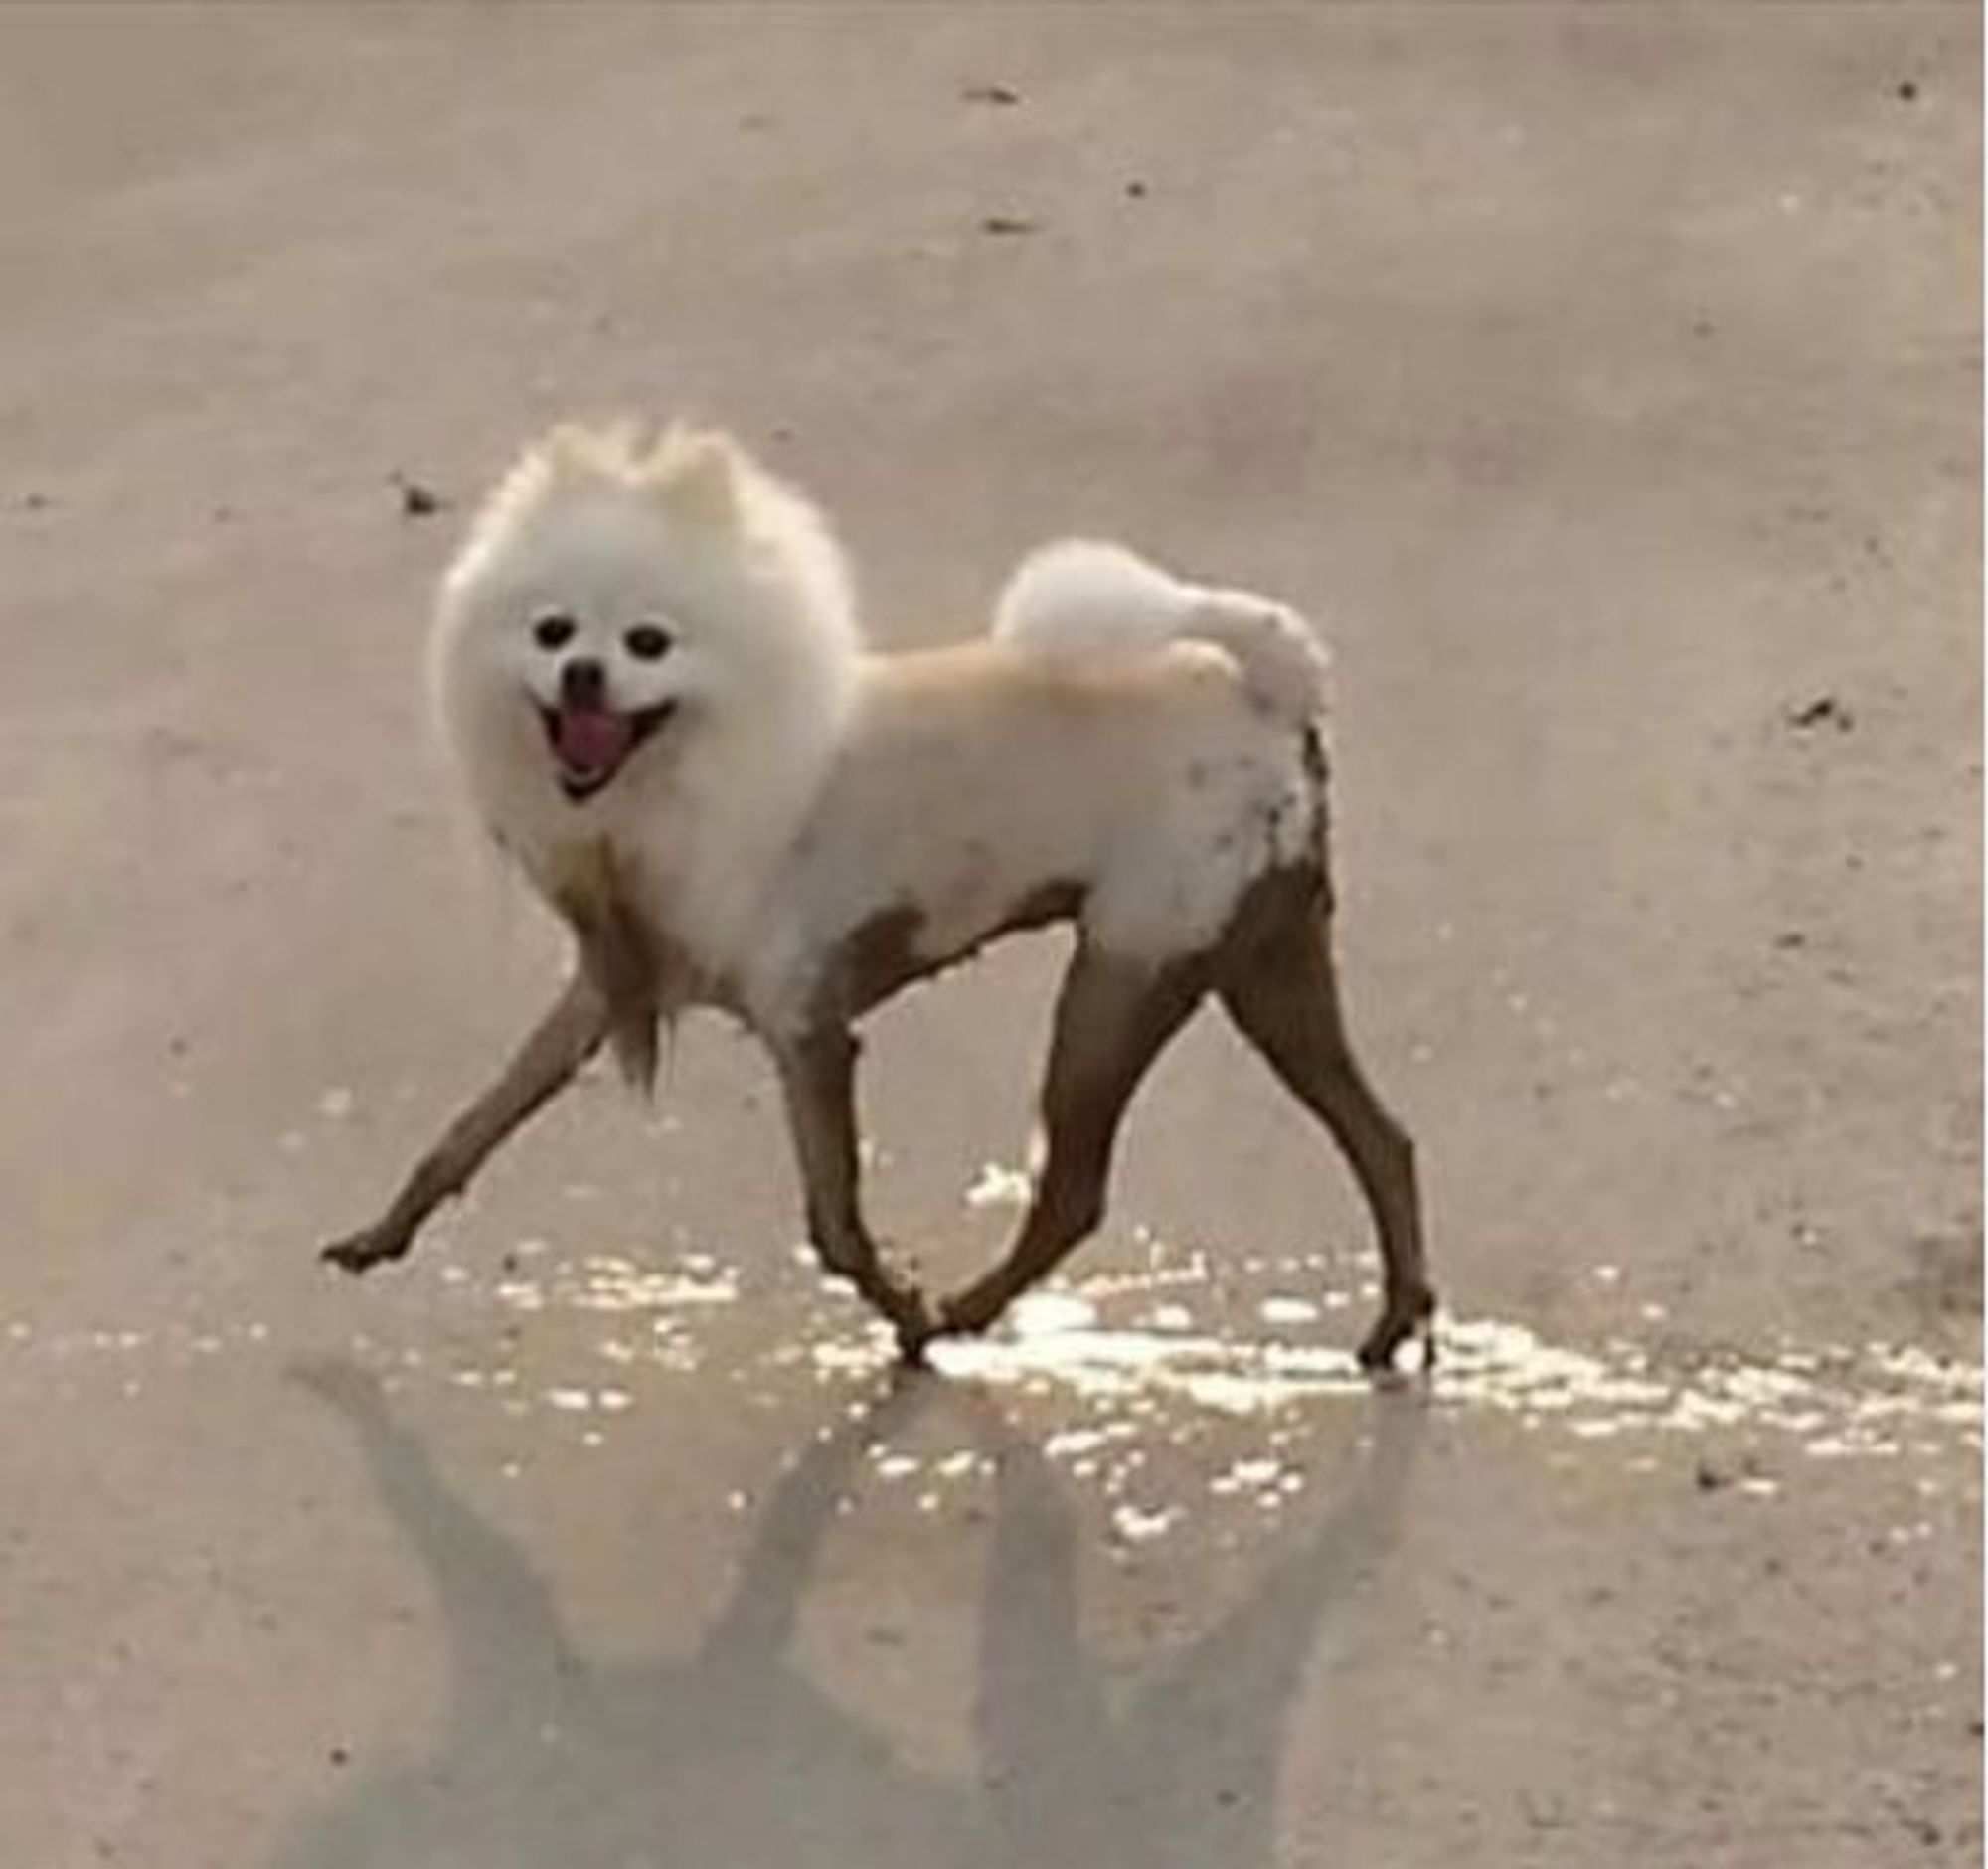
(431, 422), (867, 985)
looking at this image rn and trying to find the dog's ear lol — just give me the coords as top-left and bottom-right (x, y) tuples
(650, 428), (741, 530)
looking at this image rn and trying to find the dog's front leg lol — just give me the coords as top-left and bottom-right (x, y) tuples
(321, 972), (609, 1274)
(771, 1022), (934, 1359)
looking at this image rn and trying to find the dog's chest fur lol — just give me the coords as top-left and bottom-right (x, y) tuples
(547, 838), (699, 1092)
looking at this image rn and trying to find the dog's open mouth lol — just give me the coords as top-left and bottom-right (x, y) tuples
(540, 700), (674, 801)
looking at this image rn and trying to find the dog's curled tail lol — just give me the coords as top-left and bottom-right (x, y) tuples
(991, 538), (1329, 724)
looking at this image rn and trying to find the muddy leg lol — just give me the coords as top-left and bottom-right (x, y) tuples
(772, 1022), (933, 1357)
(940, 945), (1205, 1338)
(321, 972), (609, 1274)
(1219, 881), (1432, 1372)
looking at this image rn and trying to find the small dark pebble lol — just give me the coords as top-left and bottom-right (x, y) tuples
(329, 1745), (350, 1768)
(1216, 1788), (1241, 1808)
(20, 489), (51, 511)
(1772, 930), (1807, 950)
(1897, 79), (1919, 103)
(1125, 178), (1148, 199)
(962, 82), (1021, 106)
(393, 475), (444, 518)
(1968, 1715), (1983, 1737)
(500, 1250), (522, 1275)
(980, 214), (1038, 237)
(1787, 694), (1852, 732)
(1694, 1457), (1730, 1493)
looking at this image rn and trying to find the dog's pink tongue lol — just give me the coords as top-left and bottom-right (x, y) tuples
(556, 704), (632, 774)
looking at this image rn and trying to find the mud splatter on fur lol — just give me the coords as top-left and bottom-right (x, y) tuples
(551, 840), (695, 1096)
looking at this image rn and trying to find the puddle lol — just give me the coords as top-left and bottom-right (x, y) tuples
(494, 1252), (740, 1316)
(10, 1248), (1977, 1472)
(384, 1242), (1979, 1532)
(5, 1233), (1978, 1542)
(917, 1289), (1981, 1461)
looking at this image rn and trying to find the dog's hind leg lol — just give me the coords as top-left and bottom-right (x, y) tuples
(1216, 869), (1432, 1372)
(321, 971), (609, 1274)
(772, 1021), (934, 1357)
(938, 944), (1205, 1339)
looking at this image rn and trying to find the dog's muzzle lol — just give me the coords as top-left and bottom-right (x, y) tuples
(540, 662), (673, 801)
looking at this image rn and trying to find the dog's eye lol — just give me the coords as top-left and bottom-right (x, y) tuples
(624, 623), (674, 662)
(532, 613), (577, 651)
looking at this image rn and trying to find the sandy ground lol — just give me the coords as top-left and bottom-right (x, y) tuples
(0, 7), (1979, 1865)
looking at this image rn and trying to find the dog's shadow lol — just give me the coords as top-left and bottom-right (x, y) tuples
(275, 1360), (1420, 1868)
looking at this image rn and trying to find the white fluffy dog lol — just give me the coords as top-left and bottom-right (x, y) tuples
(323, 423), (1432, 1369)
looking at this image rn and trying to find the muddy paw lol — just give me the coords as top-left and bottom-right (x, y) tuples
(882, 1286), (939, 1365)
(1357, 1288), (1437, 1375)
(319, 1227), (410, 1275)
(893, 1314), (935, 1367)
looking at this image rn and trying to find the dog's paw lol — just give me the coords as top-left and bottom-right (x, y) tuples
(319, 1227), (409, 1275)
(882, 1286), (940, 1366)
(1356, 1288), (1437, 1377)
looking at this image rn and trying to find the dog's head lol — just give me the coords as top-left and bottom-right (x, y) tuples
(430, 422), (861, 823)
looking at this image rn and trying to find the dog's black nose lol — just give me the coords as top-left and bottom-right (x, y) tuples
(560, 658), (607, 707)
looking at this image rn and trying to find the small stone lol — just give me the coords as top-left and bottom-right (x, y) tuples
(1694, 1457), (1730, 1493)
(980, 214), (1038, 237)
(393, 474), (443, 517)
(962, 82), (1021, 106)
(1787, 694), (1852, 732)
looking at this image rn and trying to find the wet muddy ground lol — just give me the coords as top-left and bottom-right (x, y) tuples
(0, 8), (1978, 1865)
